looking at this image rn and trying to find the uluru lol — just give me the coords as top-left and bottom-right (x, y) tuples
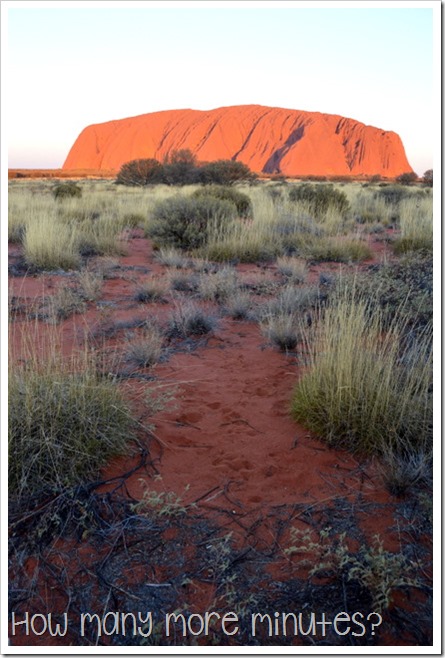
(63, 104), (412, 178)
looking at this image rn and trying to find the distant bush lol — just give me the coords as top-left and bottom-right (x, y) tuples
(395, 171), (418, 185)
(52, 182), (82, 199)
(147, 195), (236, 251)
(288, 183), (350, 216)
(116, 153), (257, 187)
(303, 175), (328, 182)
(193, 185), (252, 218)
(422, 169), (433, 187)
(374, 185), (412, 206)
(116, 159), (164, 186)
(198, 160), (257, 185)
(162, 149), (199, 186)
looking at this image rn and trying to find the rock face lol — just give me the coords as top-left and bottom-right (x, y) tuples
(63, 105), (412, 177)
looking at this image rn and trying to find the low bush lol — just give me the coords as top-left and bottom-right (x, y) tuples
(396, 172), (418, 185)
(116, 159), (164, 186)
(193, 186), (252, 218)
(116, 154), (257, 187)
(198, 160), (257, 185)
(52, 182), (82, 200)
(148, 195), (236, 251)
(288, 183), (350, 217)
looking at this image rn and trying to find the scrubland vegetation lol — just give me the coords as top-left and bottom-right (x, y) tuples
(8, 170), (433, 645)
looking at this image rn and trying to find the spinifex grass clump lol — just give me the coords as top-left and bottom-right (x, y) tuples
(168, 301), (217, 337)
(23, 214), (80, 270)
(305, 236), (372, 263)
(291, 291), (432, 457)
(9, 348), (135, 502)
(260, 312), (301, 351)
(393, 196), (433, 254)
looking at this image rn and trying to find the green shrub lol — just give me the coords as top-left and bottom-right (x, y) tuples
(288, 183), (350, 217)
(52, 182), (82, 200)
(374, 185), (413, 206)
(198, 160), (257, 185)
(396, 172), (418, 185)
(193, 186), (252, 218)
(148, 195), (237, 251)
(422, 169), (433, 187)
(116, 159), (164, 186)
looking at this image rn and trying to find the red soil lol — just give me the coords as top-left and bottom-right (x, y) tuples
(63, 105), (413, 178)
(8, 231), (431, 647)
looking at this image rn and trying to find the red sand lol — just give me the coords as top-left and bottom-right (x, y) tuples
(8, 230), (431, 647)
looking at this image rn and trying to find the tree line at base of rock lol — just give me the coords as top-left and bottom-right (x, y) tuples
(115, 150), (257, 187)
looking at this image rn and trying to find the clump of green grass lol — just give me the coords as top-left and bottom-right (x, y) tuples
(197, 266), (239, 302)
(262, 284), (320, 317)
(23, 215), (80, 270)
(134, 277), (167, 303)
(9, 349), (135, 501)
(126, 325), (164, 367)
(291, 291), (432, 457)
(204, 238), (278, 264)
(168, 301), (217, 338)
(45, 287), (86, 322)
(154, 247), (191, 269)
(276, 256), (307, 283)
(223, 292), (256, 320)
(260, 312), (301, 351)
(379, 448), (432, 497)
(76, 268), (104, 301)
(168, 270), (198, 293)
(393, 196), (433, 254)
(305, 236), (372, 263)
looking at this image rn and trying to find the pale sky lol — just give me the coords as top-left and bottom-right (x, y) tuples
(3, 1), (438, 175)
